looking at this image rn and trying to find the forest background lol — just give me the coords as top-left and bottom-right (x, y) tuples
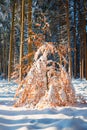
(0, 0), (87, 81)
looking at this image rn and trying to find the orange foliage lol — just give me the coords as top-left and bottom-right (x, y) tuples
(14, 43), (76, 109)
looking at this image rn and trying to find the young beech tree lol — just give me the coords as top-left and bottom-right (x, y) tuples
(14, 44), (76, 108)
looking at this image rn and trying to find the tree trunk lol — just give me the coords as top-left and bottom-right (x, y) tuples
(79, 2), (84, 79)
(65, 0), (72, 77)
(80, 33), (84, 79)
(84, 0), (87, 79)
(5, 39), (8, 78)
(80, 40), (82, 79)
(28, 0), (32, 64)
(19, 0), (25, 81)
(0, 50), (1, 74)
(3, 36), (6, 78)
(8, 0), (15, 81)
(74, 0), (77, 78)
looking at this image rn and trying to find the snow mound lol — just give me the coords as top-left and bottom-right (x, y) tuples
(14, 43), (76, 109)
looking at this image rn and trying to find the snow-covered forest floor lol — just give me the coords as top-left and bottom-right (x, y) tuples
(0, 78), (87, 130)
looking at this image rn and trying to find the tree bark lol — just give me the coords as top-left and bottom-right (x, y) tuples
(84, 0), (87, 79)
(19, 0), (25, 81)
(79, 2), (84, 79)
(74, 0), (77, 78)
(65, 0), (72, 77)
(8, 0), (15, 81)
(28, 0), (32, 64)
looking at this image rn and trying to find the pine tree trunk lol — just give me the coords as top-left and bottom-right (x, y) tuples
(5, 41), (8, 78)
(80, 40), (82, 79)
(19, 0), (25, 81)
(2, 33), (8, 79)
(2, 39), (4, 75)
(8, 0), (15, 81)
(80, 34), (84, 79)
(65, 0), (72, 77)
(3, 37), (6, 78)
(79, 2), (84, 79)
(86, 47), (87, 79)
(84, 0), (87, 79)
(28, 0), (32, 64)
(0, 51), (1, 74)
(0, 45), (3, 74)
(74, 0), (77, 78)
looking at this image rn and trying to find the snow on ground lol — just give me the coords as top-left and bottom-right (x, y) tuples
(0, 78), (87, 130)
